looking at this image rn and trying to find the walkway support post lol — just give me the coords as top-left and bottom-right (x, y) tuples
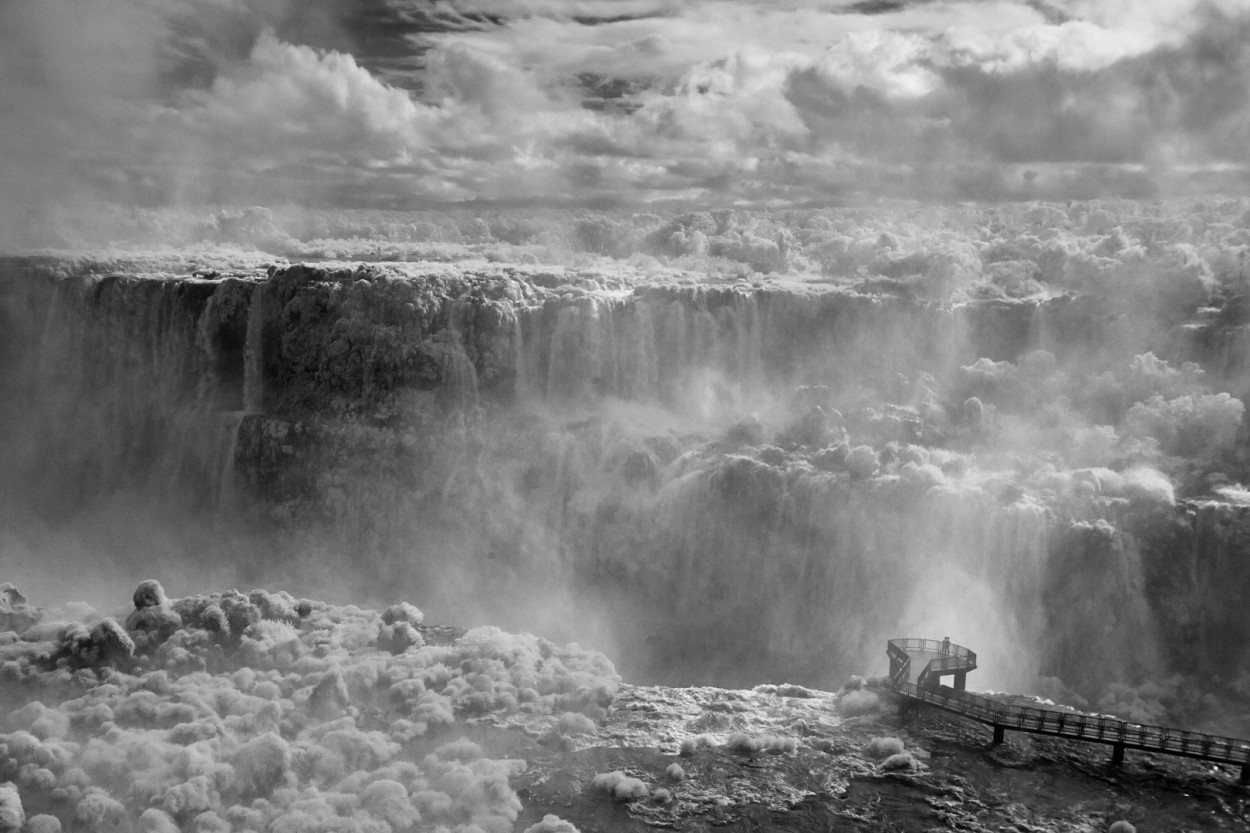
(954, 672), (966, 691)
(888, 637), (1250, 787)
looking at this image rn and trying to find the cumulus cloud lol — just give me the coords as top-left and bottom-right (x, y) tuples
(1, 0), (1248, 219)
(190, 33), (435, 162)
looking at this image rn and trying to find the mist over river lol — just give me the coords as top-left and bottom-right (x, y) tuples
(4, 202), (1250, 734)
(6, 1), (1250, 829)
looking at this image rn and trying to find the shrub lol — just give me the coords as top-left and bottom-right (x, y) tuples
(880, 752), (917, 772)
(753, 683), (817, 698)
(380, 602), (424, 626)
(591, 771), (648, 801)
(1123, 393), (1243, 458)
(836, 688), (881, 716)
(725, 733), (796, 755)
(377, 622), (423, 654)
(573, 217), (637, 257)
(863, 737), (905, 759)
(523, 815), (580, 833)
(0, 782), (24, 833)
(679, 735), (713, 756)
(557, 712), (597, 736)
(24, 815), (60, 833)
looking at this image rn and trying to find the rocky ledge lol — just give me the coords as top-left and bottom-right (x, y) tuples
(1, 582), (1245, 833)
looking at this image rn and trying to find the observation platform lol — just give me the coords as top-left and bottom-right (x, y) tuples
(887, 637), (1250, 785)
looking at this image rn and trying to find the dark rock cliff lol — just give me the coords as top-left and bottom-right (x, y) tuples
(3, 256), (1250, 720)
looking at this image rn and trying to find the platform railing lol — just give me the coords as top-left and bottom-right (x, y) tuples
(887, 637), (1250, 782)
(888, 637), (976, 688)
(887, 637), (976, 666)
(893, 680), (1250, 765)
(890, 656), (911, 689)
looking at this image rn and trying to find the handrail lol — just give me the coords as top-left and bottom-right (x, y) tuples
(894, 681), (1250, 764)
(888, 637), (976, 689)
(890, 656), (911, 689)
(887, 637), (976, 666)
(887, 637), (1250, 779)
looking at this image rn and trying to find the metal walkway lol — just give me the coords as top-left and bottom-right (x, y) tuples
(887, 637), (1250, 784)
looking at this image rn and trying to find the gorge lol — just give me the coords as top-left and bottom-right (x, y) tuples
(4, 202), (1250, 729)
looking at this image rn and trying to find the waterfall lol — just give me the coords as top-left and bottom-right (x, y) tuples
(215, 411), (248, 514)
(243, 282), (265, 414)
(440, 298), (481, 409)
(5, 259), (1249, 697)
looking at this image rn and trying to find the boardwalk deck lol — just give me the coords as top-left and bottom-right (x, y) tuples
(887, 637), (1250, 784)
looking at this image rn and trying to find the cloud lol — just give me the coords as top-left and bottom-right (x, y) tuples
(1, 0), (1248, 216)
(189, 33), (434, 163)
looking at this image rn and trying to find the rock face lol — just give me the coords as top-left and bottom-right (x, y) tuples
(3, 239), (1250, 715)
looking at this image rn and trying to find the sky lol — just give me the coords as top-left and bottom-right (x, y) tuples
(2, 0), (1248, 210)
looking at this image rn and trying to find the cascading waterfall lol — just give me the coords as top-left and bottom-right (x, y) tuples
(1, 258), (1246, 700)
(600, 460), (1075, 690)
(209, 281), (270, 512)
(213, 411), (248, 513)
(243, 282), (266, 414)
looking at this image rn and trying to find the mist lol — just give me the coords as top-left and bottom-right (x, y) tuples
(5, 11), (1250, 833)
(5, 5), (1250, 831)
(4, 196), (1250, 705)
